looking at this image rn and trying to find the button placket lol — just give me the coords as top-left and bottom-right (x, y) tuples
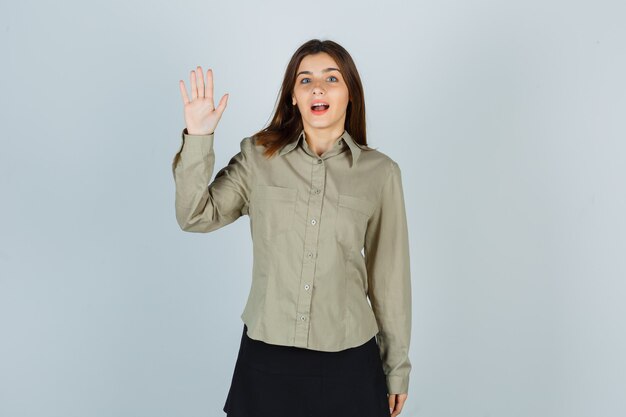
(294, 156), (325, 347)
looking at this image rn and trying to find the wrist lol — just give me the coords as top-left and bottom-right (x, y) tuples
(185, 128), (214, 136)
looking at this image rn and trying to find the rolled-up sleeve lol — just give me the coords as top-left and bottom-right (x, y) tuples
(363, 161), (412, 394)
(172, 128), (253, 233)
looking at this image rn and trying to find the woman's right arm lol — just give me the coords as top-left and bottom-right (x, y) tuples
(171, 66), (252, 233)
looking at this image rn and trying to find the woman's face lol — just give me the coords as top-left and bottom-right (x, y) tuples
(292, 52), (350, 134)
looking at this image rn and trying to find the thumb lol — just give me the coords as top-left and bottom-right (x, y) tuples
(215, 93), (229, 117)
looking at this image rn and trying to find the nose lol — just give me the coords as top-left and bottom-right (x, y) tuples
(311, 80), (326, 94)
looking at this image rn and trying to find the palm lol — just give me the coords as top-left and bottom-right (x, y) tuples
(179, 66), (229, 135)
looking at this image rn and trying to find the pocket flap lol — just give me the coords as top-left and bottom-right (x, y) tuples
(338, 194), (376, 217)
(256, 185), (298, 201)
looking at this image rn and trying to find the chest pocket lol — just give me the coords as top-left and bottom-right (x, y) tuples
(252, 185), (298, 240)
(336, 194), (376, 250)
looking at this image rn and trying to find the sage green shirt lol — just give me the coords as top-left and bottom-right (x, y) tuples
(172, 127), (412, 394)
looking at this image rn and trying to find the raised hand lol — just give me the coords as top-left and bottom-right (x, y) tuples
(179, 66), (229, 135)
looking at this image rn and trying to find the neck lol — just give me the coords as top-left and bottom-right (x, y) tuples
(303, 126), (344, 153)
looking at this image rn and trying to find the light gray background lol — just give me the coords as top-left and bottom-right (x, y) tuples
(1, 1), (625, 416)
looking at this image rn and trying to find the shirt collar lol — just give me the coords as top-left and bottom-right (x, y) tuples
(278, 129), (367, 167)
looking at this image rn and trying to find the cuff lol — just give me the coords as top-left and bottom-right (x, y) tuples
(386, 374), (409, 395)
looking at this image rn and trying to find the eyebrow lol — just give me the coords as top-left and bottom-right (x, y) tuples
(296, 67), (341, 77)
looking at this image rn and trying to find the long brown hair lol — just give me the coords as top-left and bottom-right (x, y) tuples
(252, 39), (368, 159)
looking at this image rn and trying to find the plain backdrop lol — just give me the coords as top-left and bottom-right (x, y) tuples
(1, 1), (625, 416)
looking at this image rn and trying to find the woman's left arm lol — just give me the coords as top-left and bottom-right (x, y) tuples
(364, 160), (412, 396)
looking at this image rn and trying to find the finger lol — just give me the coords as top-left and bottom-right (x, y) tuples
(215, 93), (229, 117)
(190, 70), (198, 100)
(388, 395), (396, 415)
(206, 68), (214, 104)
(392, 395), (406, 417)
(196, 66), (205, 98)
(179, 80), (190, 105)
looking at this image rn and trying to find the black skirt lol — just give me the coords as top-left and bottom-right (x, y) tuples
(223, 324), (391, 417)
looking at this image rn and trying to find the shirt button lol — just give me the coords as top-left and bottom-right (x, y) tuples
(307, 251), (313, 258)
(304, 284), (310, 290)
(316, 159), (322, 164)
(310, 219), (317, 225)
(300, 315), (306, 321)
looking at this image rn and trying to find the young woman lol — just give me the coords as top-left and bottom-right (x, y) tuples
(173, 39), (412, 417)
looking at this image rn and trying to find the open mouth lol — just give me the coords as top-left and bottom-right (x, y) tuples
(311, 103), (330, 114)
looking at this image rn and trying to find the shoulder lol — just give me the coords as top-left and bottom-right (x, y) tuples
(239, 135), (254, 150)
(241, 134), (268, 155)
(238, 135), (265, 158)
(357, 145), (401, 177)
